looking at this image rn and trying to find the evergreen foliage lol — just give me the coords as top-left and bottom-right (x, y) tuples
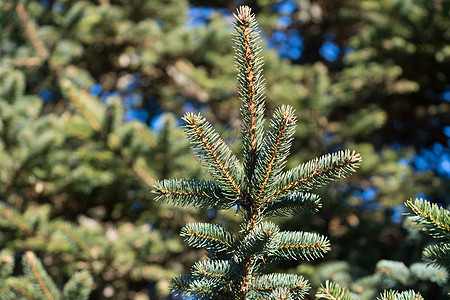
(0, 0), (448, 299)
(153, 6), (361, 299)
(302, 256), (448, 299)
(405, 198), (450, 271)
(314, 275), (425, 300)
(293, 198), (450, 299)
(0, 250), (93, 300)
(316, 280), (356, 300)
(376, 290), (423, 300)
(0, 63), (196, 298)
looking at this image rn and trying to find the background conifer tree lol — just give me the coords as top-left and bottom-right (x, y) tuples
(1, 0), (448, 299)
(153, 6), (361, 299)
(311, 196), (450, 300)
(0, 65), (200, 298)
(0, 250), (93, 300)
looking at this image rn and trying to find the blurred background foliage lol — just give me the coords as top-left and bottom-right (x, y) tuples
(0, 0), (449, 299)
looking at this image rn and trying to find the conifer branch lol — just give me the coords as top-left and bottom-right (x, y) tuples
(254, 106), (297, 204)
(182, 112), (244, 201)
(154, 6), (361, 299)
(61, 224), (92, 256)
(0, 69), (26, 104)
(405, 198), (450, 240)
(238, 221), (281, 298)
(263, 192), (322, 217)
(271, 150), (361, 201)
(132, 122), (157, 150)
(23, 251), (59, 300)
(269, 288), (294, 300)
(154, 178), (231, 209)
(166, 62), (210, 103)
(233, 5), (265, 192)
(275, 231), (331, 261)
(171, 274), (194, 296)
(422, 242), (450, 268)
(61, 77), (157, 187)
(61, 79), (103, 132)
(62, 270), (93, 300)
(189, 282), (216, 297)
(15, 3), (49, 64)
(0, 250), (14, 278)
(376, 259), (410, 285)
(7, 278), (36, 299)
(172, 274), (233, 299)
(181, 223), (236, 252)
(231, 9), (271, 293)
(239, 221), (280, 258)
(316, 280), (355, 300)
(405, 198), (450, 269)
(410, 262), (449, 286)
(250, 274), (310, 298)
(376, 290), (424, 300)
(131, 160), (156, 187)
(0, 202), (33, 233)
(192, 260), (239, 280)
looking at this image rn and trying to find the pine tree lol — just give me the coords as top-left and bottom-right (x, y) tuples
(2, 1), (447, 299)
(153, 6), (361, 299)
(0, 64), (198, 298)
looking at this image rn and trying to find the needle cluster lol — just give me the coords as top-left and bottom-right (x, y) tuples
(153, 6), (361, 299)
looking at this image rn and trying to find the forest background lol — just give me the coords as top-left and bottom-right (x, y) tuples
(0, 0), (449, 299)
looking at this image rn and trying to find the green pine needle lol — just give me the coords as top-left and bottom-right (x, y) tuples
(422, 242), (450, 269)
(275, 231), (331, 261)
(376, 290), (423, 300)
(250, 273), (310, 299)
(405, 198), (450, 240)
(173, 273), (236, 299)
(233, 5), (266, 188)
(0, 202), (33, 233)
(192, 260), (239, 281)
(181, 222), (237, 252)
(376, 260), (410, 286)
(410, 262), (448, 286)
(171, 274), (193, 292)
(5, 277), (37, 299)
(316, 280), (355, 300)
(239, 221), (280, 258)
(252, 105), (297, 202)
(271, 150), (361, 201)
(0, 250), (14, 278)
(262, 192), (322, 217)
(269, 288), (294, 300)
(182, 112), (244, 202)
(21, 251), (61, 300)
(153, 178), (232, 209)
(188, 277), (223, 299)
(62, 270), (93, 300)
